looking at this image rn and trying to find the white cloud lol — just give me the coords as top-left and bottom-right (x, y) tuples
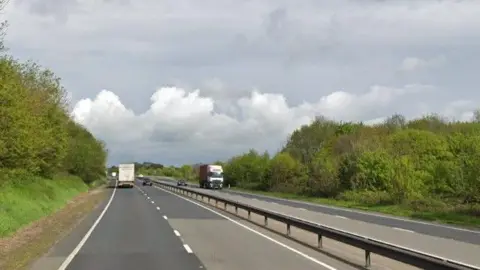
(70, 83), (474, 165)
(3, 0), (480, 164)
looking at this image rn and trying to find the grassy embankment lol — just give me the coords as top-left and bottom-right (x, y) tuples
(0, 170), (105, 238)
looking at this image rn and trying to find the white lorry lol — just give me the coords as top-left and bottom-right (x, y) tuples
(118, 163), (135, 188)
(198, 164), (224, 189)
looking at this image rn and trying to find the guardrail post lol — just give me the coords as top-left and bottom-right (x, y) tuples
(317, 234), (323, 248)
(264, 216), (268, 226)
(208, 198), (210, 203)
(365, 250), (371, 268)
(248, 211), (251, 219)
(215, 200), (218, 207)
(286, 224), (291, 236)
(235, 206), (238, 214)
(224, 202), (227, 210)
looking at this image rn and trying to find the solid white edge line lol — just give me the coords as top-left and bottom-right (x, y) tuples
(57, 181), (117, 270)
(154, 186), (337, 270)
(168, 186), (480, 268)
(183, 244), (193, 253)
(393, 227), (415, 233)
(228, 190), (480, 234)
(334, 215), (348, 219)
(174, 230), (181, 237)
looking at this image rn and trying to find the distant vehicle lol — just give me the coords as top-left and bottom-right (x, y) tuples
(118, 163), (135, 188)
(198, 164), (223, 189)
(142, 178), (153, 186)
(177, 179), (187, 186)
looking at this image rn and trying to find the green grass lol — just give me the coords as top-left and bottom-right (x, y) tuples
(0, 169), (89, 237)
(230, 187), (480, 229)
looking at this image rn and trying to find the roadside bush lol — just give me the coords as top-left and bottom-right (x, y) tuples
(213, 111), (480, 222)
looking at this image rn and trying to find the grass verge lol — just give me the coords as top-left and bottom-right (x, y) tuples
(230, 187), (480, 229)
(0, 170), (89, 237)
(0, 169), (109, 270)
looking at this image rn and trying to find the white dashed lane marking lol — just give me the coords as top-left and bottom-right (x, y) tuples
(393, 227), (415, 233)
(183, 244), (193, 253)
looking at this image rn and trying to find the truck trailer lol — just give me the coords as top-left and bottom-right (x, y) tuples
(118, 163), (135, 188)
(198, 164), (224, 189)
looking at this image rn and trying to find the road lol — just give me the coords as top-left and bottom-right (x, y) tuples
(156, 177), (480, 245)
(153, 178), (480, 268)
(32, 179), (409, 270)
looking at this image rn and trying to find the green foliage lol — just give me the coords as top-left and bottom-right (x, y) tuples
(0, 16), (107, 236)
(0, 55), (107, 185)
(0, 169), (88, 237)
(207, 113), (480, 221)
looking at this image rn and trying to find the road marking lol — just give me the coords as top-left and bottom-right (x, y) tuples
(151, 201), (155, 204)
(156, 206), (160, 210)
(147, 196), (150, 199)
(155, 186), (337, 270)
(57, 181), (117, 270)
(393, 227), (415, 233)
(174, 230), (181, 237)
(227, 190), (480, 234)
(163, 215), (168, 220)
(298, 208), (306, 211)
(183, 244), (193, 253)
(335, 215), (348, 219)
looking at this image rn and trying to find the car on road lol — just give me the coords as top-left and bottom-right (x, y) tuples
(142, 178), (153, 186)
(177, 179), (187, 186)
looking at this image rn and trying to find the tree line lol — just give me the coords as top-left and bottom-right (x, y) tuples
(219, 114), (480, 217)
(0, 11), (107, 186)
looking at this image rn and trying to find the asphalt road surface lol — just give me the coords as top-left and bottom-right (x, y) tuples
(31, 179), (425, 270)
(31, 183), (205, 270)
(155, 177), (480, 245)
(31, 177), (479, 270)
(152, 177), (480, 268)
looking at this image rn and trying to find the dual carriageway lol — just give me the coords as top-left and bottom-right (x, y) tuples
(30, 177), (480, 270)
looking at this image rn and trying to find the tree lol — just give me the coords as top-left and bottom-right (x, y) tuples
(0, 0), (9, 52)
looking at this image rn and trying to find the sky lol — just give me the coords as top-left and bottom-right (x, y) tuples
(3, 0), (480, 166)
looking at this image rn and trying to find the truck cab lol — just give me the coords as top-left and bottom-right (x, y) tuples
(199, 164), (224, 189)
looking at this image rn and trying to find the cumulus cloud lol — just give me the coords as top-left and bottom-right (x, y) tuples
(69, 83), (476, 165)
(3, 0), (480, 164)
